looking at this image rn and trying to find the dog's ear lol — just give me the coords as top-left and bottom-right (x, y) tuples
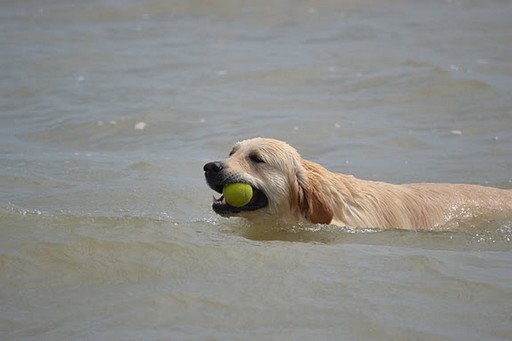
(295, 160), (334, 224)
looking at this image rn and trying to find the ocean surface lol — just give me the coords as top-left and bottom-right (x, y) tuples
(1, 0), (512, 340)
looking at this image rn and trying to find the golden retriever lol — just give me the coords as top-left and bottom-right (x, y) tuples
(204, 137), (512, 230)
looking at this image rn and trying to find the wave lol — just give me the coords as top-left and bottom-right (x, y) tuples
(221, 216), (512, 250)
(2, 202), (511, 252)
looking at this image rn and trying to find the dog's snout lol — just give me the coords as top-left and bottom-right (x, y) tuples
(203, 161), (224, 173)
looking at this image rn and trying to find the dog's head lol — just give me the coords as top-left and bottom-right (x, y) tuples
(204, 137), (334, 224)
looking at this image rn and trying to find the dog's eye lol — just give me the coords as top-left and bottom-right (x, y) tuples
(249, 153), (265, 164)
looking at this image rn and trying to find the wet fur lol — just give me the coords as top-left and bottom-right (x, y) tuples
(210, 137), (512, 230)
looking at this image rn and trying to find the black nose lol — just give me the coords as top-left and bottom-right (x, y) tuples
(203, 161), (224, 173)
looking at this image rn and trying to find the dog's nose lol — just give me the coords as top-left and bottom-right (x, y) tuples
(203, 161), (224, 173)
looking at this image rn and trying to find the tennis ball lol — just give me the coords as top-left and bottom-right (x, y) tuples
(223, 183), (253, 207)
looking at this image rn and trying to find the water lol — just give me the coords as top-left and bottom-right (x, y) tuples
(1, 0), (512, 340)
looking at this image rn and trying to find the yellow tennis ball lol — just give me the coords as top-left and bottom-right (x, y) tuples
(223, 183), (253, 207)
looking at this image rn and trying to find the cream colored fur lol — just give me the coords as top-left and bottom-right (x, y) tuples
(219, 137), (512, 230)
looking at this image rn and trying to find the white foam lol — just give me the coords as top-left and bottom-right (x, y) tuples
(134, 122), (147, 130)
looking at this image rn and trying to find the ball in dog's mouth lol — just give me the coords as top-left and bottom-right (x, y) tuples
(212, 186), (268, 215)
(222, 183), (253, 207)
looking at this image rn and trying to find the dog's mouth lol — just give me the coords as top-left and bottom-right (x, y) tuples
(211, 184), (269, 215)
